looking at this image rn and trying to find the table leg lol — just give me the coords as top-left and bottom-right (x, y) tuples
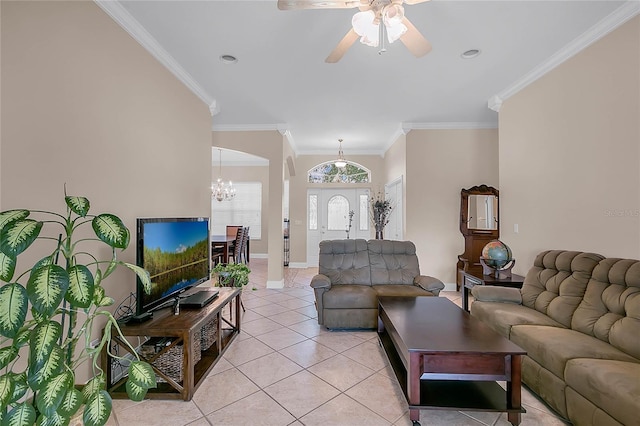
(408, 352), (421, 424)
(507, 354), (522, 426)
(462, 285), (470, 312)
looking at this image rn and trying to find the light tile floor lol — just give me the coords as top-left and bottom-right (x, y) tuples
(111, 259), (569, 426)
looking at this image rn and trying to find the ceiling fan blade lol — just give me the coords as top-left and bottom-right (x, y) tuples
(277, 0), (361, 10)
(399, 17), (432, 57)
(403, 0), (431, 5)
(325, 28), (359, 63)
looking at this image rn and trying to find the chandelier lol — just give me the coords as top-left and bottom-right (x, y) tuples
(335, 139), (347, 169)
(212, 148), (236, 202)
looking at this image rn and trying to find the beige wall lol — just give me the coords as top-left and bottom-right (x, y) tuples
(499, 16), (640, 274)
(288, 154), (385, 264)
(212, 130), (287, 285)
(406, 129), (499, 284)
(384, 134), (407, 235)
(2, 1), (212, 381)
(213, 165), (269, 255)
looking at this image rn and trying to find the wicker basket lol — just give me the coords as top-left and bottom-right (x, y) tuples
(140, 337), (202, 383)
(200, 317), (219, 351)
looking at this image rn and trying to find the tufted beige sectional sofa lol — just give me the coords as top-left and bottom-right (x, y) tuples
(471, 250), (640, 426)
(310, 239), (444, 329)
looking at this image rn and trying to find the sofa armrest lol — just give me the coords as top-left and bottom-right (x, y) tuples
(310, 274), (331, 289)
(310, 274), (332, 325)
(414, 275), (445, 296)
(471, 285), (522, 304)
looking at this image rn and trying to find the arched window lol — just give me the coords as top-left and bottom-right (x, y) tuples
(308, 161), (371, 184)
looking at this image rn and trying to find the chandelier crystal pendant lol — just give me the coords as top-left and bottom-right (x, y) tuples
(212, 148), (236, 202)
(335, 139), (347, 169)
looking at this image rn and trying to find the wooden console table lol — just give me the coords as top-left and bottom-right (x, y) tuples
(103, 287), (241, 401)
(460, 269), (524, 312)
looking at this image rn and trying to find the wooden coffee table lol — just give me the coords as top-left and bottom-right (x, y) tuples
(377, 296), (526, 426)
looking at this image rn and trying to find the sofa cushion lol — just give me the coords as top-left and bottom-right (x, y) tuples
(373, 285), (434, 298)
(565, 358), (640, 426)
(319, 239), (371, 285)
(322, 284), (378, 309)
(368, 240), (420, 285)
(521, 250), (603, 327)
(510, 325), (638, 380)
(471, 301), (565, 338)
(572, 258), (640, 359)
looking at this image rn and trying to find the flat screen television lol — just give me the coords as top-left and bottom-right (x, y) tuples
(136, 217), (210, 314)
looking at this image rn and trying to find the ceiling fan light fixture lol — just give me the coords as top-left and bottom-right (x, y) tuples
(352, 10), (379, 47)
(385, 21), (407, 43)
(383, 4), (404, 26)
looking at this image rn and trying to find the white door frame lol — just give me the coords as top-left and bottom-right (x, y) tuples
(385, 176), (404, 240)
(306, 188), (370, 266)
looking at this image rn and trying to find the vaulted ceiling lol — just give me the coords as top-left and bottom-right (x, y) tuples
(100, 1), (636, 155)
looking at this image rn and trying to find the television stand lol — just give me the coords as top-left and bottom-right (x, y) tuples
(102, 287), (241, 400)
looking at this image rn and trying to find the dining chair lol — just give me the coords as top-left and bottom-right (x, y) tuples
(228, 227), (244, 264)
(240, 226), (250, 264)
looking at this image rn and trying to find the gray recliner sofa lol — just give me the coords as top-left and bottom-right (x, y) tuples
(310, 239), (444, 329)
(471, 250), (640, 426)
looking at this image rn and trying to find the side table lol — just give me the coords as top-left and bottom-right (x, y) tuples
(460, 269), (525, 312)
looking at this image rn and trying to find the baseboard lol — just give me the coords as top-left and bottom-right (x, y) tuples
(266, 280), (284, 289)
(249, 253), (268, 259)
(287, 262), (308, 268)
(443, 282), (457, 292)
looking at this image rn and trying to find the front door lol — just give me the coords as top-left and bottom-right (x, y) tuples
(307, 188), (370, 266)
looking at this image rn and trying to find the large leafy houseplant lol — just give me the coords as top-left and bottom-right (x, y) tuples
(212, 262), (251, 288)
(0, 194), (157, 426)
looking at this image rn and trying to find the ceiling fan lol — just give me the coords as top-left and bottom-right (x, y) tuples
(277, 0), (432, 63)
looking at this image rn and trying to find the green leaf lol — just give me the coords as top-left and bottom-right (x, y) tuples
(92, 287), (105, 306)
(29, 321), (62, 367)
(0, 210), (30, 233)
(34, 411), (67, 426)
(96, 296), (113, 308)
(32, 256), (54, 271)
(36, 371), (72, 417)
(0, 346), (18, 370)
(83, 390), (111, 426)
(0, 283), (28, 338)
(27, 265), (69, 317)
(14, 328), (31, 347)
(0, 374), (14, 410)
(125, 380), (148, 402)
(91, 215), (129, 249)
(0, 219), (43, 257)
(28, 346), (63, 390)
(81, 376), (105, 403)
(0, 252), (16, 282)
(3, 402), (36, 426)
(64, 196), (90, 218)
(65, 265), (94, 308)
(9, 372), (28, 404)
(123, 263), (151, 295)
(127, 361), (156, 389)
(57, 387), (82, 418)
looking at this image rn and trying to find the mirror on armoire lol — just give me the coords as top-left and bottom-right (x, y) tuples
(456, 185), (499, 290)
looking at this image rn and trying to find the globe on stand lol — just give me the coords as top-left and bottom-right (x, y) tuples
(480, 240), (515, 278)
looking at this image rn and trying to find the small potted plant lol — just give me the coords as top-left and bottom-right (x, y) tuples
(212, 262), (251, 288)
(0, 192), (156, 426)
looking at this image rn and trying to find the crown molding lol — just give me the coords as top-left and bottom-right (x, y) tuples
(489, 1), (640, 108)
(403, 122), (498, 130)
(209, 101), (220, 116)
(94, 0), (215, 107)
(211, 124), (286, 132)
